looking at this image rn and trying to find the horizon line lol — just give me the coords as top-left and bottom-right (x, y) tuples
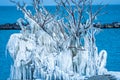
(0, 4), (120, 7)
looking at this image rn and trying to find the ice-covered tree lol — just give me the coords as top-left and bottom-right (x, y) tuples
(54, 0), (107, 76)
(7, 0), (107, 80)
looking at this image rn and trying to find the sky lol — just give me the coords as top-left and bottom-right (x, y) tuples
(0, 0), (120, 6)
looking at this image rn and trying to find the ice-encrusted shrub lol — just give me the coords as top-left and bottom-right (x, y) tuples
(7, 0), (107, 80)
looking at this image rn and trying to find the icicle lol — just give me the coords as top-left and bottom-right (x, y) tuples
(98, 50), (108, 75)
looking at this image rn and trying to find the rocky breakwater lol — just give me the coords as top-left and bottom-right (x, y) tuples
(0, 23), (20, 30)
(0, 22), (120, 30)
(94, 22), (120, 29)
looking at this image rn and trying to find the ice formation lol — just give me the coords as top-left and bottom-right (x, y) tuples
(7, 0), (120, 80)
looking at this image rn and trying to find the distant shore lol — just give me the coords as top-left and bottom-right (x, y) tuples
(0, 22), (120, 30)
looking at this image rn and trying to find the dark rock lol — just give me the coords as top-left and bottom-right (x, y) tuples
(0, 22), (120, 30)
(94, 22), (120, 29)
(112, 22), (120, 28)
(0, 23), (21, 30)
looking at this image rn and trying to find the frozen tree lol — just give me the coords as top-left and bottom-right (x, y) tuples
(54, 0), (107, 76)
(7, 0), (108, 80)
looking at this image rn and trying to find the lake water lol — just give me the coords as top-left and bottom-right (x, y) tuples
(0, 5), (120, 24)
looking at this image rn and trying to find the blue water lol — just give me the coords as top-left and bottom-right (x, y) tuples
(0, 6), (120, 80)
(0, 5), (120, 24)
(0, 6), (23, 24)
(96, 29), (120, 71)
(0, 30), (19, 80)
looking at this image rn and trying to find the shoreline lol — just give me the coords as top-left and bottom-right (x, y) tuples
(0, 22), (120, 30)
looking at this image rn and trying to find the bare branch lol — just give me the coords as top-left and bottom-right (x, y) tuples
(92, 5), (107, 21)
